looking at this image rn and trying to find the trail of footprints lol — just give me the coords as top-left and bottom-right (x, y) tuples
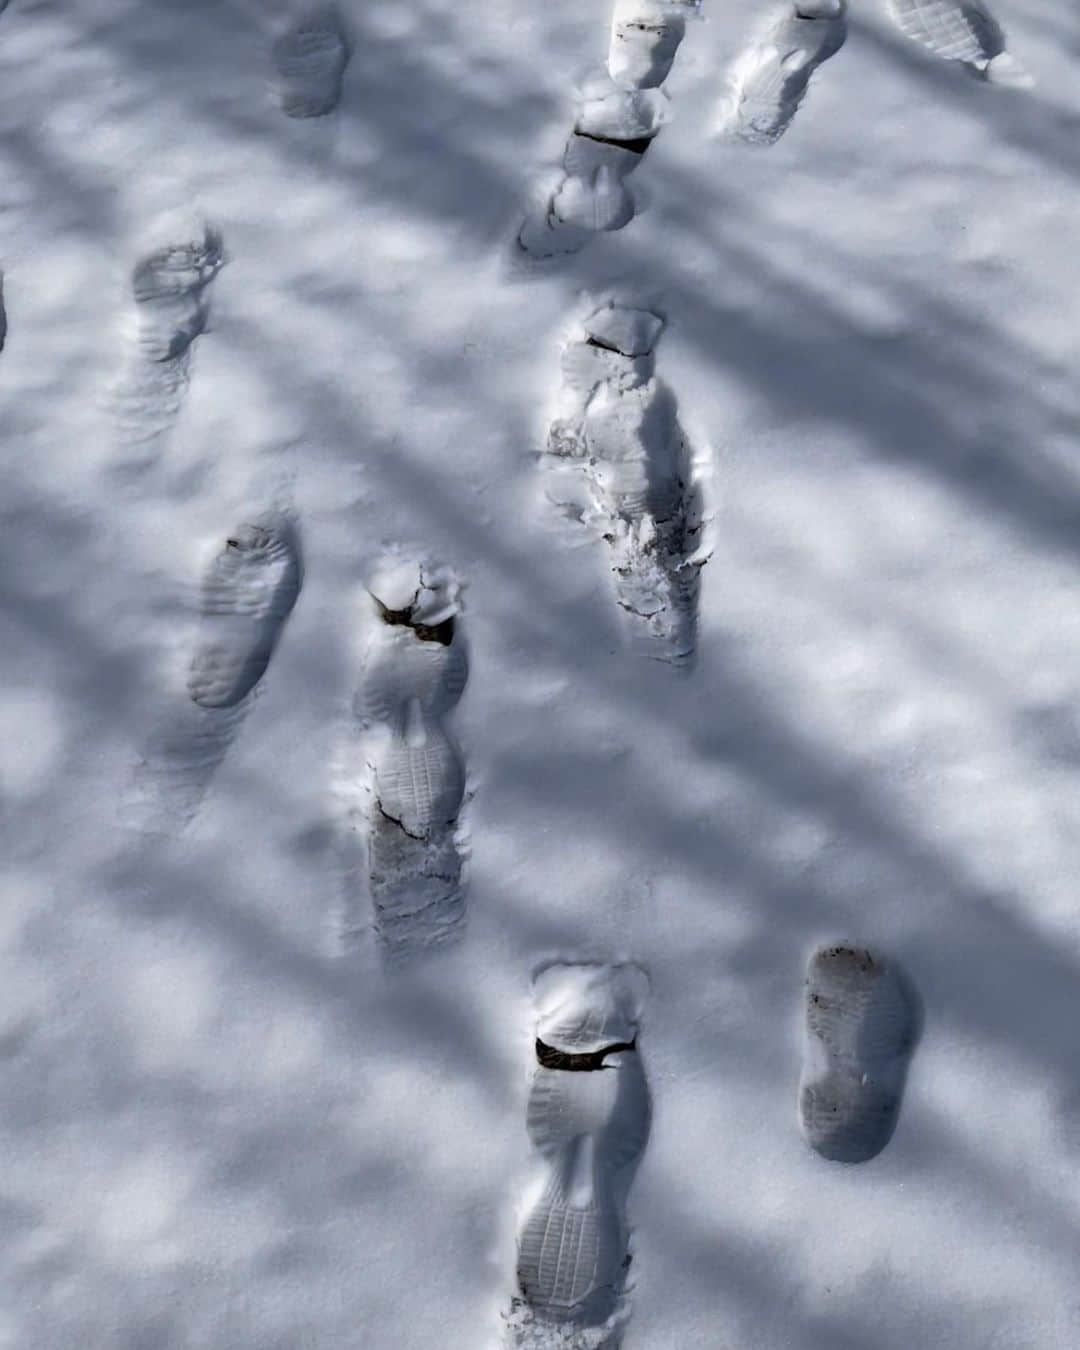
(546, 301), (706, 667)
(112, 9), (349, 462)
(116, 6), (348, 800)
(518, 0), (1027, 224)
(519, 0), (698, 257)
(346, 561), (469, 961)
(506, 947), (917, 1344)
(719, 0), (1027, 147)
(80, 0), (1002, 1335)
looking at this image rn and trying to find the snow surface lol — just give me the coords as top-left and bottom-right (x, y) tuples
(3, 0), (1080, 1345)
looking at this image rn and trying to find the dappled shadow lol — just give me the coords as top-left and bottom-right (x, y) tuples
(3, 0), (1080, 1346)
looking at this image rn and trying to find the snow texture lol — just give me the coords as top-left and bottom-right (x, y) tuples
(0, 0), (1075, 1347)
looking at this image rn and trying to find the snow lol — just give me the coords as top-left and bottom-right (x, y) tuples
(2, 0), (1080, 1346)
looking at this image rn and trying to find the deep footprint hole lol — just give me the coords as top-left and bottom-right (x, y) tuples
(375, 597), (455, 646)
(574, 128), (655, 156)
(535, 1037), (637, 1071)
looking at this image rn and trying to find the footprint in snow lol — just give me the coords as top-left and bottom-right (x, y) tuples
(545, 302), (707, 668)
(272, 6), (350, 118)
(188, 521), (303, 710)
(518, 2), (698, 259)
(132, 227), (225, 363)
(719, 0), (847, 145)
(340, 560), (469, 963)
(798, 943), (918, 1163)
(510, 963), (651, 1345)
(885, 0), (1032, 85)
(125, 512), (301, 834)
(114, 223), (225, 467)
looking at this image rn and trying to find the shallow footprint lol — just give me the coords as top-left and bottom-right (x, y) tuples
(126, 699), (247, 835)
(125, 511), (300, 835)
(272, 6), (350, 118)
(513, 964), (650, 1338)
(188, 517), (302, 710)
(886, 0), (1030, 84)
(721, 1), (847, 145)
(132, 225), (225, 363)
(115, 223), (225, 466)
(799, 943), (917, 1163)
